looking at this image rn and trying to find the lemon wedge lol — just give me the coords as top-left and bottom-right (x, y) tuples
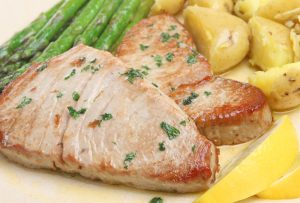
(257, 155), (300, 199)
(194, 116), (299, 203)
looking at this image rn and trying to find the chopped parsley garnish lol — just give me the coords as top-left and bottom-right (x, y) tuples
(124, 152), (136, 169)
(204, 91), (212, 97)
(16, 96), (32, 109)
(140, 44), (149, 51)
(168, 25), (177, 31)
(165, 52), (174, 62)
(67, 106), (87, 119)
(112, 141), (117, 145)
(81, 64), (100, 74)
(180, 120), (187, 126)
(122, 69), (145, 84)
(152, 83), (158, 88)
(153, 55), (163, 67)
(101, 113), (113, 121)
(192, 145), (196, 153)
(150, 197), (163, 203)
(171, 87), (176, 92)
(159, 142), (166, 151)
(172, 33), (180, 39)
(183, 92), (199, 105)
(186, 54), (198, 65)
(141, 65), (150, 70)
(64, 69), (76, 80)
(161, 32), (171, 42)
(36, 63), (48, 72)
(72, 91), (80, 101)
(160, 122), (180, 140)
(56, 91), (64, 99)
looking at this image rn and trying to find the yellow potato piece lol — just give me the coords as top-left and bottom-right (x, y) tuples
(184, 6), (250, 74)
(249, 62), (300, 111)
(188, 0), (233, 13)
(194, 116), (298, 203)
(249, 16), (294, 71)
(150, 0), (185, 15)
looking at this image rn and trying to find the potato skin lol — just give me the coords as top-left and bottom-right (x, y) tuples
(188, 0), (233, 13)
(150, 0), (185, 15)
(184, 6), (250, 74)
(249, 16), (294, 71)
(249, 62), (300, 111)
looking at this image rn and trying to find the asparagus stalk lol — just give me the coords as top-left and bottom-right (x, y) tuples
(75, 0), (122, 46)
(111, 0), (154, 53)
(0, 0), (64, 63)
(94, 0), (141, 51)
(10, 0), (88, 62)
(35, 0), (105, 62)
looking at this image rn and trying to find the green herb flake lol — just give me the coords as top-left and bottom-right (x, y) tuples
(81, 64), (100, 74)
(204, 91), (212, 97)
(165, 52), (174, 62)
(67, 106), (87, 119)
(171, 87), (176, 92)
(153, 55), (163, 67)
(180, 120), (187, 126)
(192, 145), (196, 153)
(90, 58), (97, 63)
(172, 33), (180, 39)
(149, 197), (163, 203)
(16, 96), (32, 109)
(36, 63), (48, 72)
(159, 142), (166, 151)
(124, 152), (136, 169)
(122, 69), (145, 84)
(168, 25), (177, 31)
(112, 141), (117, 145)
(101, 113), (113, 121)
(152, 83), (158, 88)
(64, 69), (76, 80)
(72, 91), (80, 101)
(183, 92), (199, 106)
(160, 122), (180, 140)
(186, 54), (197, 65)
(161, 32), (171, 42)
(141, 65), (150, 70)
(140, 44), (150, 51)
(56, 91), (64, 99)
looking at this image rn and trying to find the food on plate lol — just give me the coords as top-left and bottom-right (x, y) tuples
(290, 29), (300, 62)
(0, 45), (218, 192)
(34, 0), (105, 63)
(188, 0), (233, 13)
(0, 0), (63, 63)
(234, 0), (261, 21)
(75, 0), (123, 46)
(183, 6), (250, 74)
(94, 0), (141, 51)
(256, 0), (300, 23)
(249, 16), (294, 71)
(117, 15), (272, 145)
(257, 154), (300, 199)
(10, 0), (88, 62)
(249, 62), (300, 111)
(195, 116), (298, 203)
(149, 0), (185, 15)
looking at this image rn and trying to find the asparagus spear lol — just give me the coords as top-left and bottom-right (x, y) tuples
(75, 0), (122, 46)
(35, 0), (105, 62)
(94, 0), (141, 51)
(0, 0), (64, 63)
(11, 0), (88, 62)
(111, 0), (154, 52)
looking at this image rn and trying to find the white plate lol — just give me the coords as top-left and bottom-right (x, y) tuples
(0, 1), (299, 202)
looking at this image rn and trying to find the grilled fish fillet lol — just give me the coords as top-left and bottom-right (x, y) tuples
(0, 45), (218, 192)
(116, 15), (273, 145)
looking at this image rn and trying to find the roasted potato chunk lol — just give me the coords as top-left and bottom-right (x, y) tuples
(188, 0), (233, 13)
(249, 62), (300, 111)
(150, 0), (185, 15)
(234, 0), (262, 21)
(184, 6), (250, 74)
(249, 16), (294, 71)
